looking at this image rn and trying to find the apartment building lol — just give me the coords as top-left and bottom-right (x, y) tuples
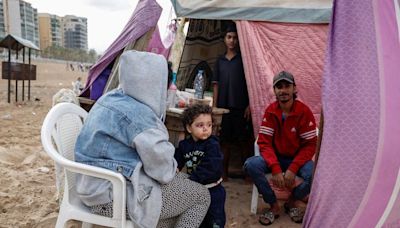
(0, 1), (6, 39)
(0, 0), (88, 51)
(19, 0), (38, 46)
(62, 15), (88, 50)
(38, 13), (62, 49)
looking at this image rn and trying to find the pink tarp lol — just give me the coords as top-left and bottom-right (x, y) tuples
(236, 21), (328, 136)
(304, 0), (400, 227)
(146, 23), (176, 58)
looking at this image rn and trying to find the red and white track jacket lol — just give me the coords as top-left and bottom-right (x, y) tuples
(258, 100), (317, 175)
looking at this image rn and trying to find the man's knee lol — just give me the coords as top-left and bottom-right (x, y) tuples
(243, 156), (256, 171)
(243, 156), (265, 175)
(299, 160), (314, 181)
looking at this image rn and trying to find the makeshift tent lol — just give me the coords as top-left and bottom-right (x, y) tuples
(172, 0), (332, 23)
(80, 0), (178, 105)
(79, 0), (400, 225)
(80, 0), (164, 101)
(172, 1), (329, 136)
(172, 0), (400, 227)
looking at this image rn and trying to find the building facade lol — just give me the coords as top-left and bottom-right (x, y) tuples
(2, 0), (39, 47)
(19, 0), (39, 46)
(62, 15), (87, 50)
(0, 0), (89, 51)
(0, 1), (6, 40)
(38, 13), (62, 50)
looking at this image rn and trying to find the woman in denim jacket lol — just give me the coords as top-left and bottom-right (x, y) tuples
(74, 50), (210, 228)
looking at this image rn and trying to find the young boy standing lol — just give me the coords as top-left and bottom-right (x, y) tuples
(212, 22), (252, 178)
(175, 104), (226, 228)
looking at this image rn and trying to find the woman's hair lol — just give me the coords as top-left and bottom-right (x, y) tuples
(182, 104), (213, 127)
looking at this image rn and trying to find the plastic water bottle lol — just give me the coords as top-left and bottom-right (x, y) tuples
(167, 72), (177, 108)
(194, 70), (204, 99)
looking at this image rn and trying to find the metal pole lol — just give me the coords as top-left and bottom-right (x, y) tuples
(28, 48), (31, 101)
(7, 48), (11, 103)
(15, 44), (18, 102)
(22, 47), (25, 101)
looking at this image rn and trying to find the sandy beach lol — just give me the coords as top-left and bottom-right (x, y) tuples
(0, 60), (301, 227)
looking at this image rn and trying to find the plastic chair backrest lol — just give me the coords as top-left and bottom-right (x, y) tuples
(53, 113), (85, 194)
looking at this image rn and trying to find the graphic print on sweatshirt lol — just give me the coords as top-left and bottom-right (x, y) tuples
(184, 150), (205, 174)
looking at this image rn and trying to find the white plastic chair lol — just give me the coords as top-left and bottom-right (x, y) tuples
(250, 128), (319, 214)
(41, 102), (134, 228)
(250, 141), (265, 214)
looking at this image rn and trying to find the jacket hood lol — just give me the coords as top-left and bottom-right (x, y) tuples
(119, 50), (167, 119)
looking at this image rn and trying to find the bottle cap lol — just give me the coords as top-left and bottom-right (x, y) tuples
(172, 72), (177, 83)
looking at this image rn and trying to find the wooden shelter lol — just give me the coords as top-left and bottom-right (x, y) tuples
(0, 34), (40, 103)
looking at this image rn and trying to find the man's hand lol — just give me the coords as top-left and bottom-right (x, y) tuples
(271, 173), (285, 189)
(284, 170), (296, 188)
(244, 106), (251, 121)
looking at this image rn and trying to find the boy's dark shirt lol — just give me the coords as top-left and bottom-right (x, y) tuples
(175, 135), (223, 185)
(212, 53), (249, 109)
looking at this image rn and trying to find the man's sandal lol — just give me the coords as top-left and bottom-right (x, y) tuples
(259, 210), (279, 226)
(284, 203), (305, 223)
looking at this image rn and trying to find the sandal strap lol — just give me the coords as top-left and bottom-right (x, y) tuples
(289, 207), (305, 223)
(259, 211), (275, 225)
(264, 211), (275, 222)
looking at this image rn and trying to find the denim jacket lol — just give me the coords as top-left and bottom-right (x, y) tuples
(76, 90), (156, 178)
(74, 51), (177, 228)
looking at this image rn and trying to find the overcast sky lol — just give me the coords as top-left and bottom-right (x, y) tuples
(26, 0), (174, 54)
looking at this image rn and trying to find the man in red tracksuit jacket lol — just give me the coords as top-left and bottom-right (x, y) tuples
(244, 71), (317, 226)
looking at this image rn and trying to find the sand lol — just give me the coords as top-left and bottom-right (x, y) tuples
(0, 60), (301, 228)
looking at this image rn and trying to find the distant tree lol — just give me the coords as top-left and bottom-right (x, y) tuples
(88, 49), (98, 62)
(41, 45), (99, 63)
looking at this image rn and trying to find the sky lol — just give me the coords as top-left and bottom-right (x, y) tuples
(26, 0), (174, 54)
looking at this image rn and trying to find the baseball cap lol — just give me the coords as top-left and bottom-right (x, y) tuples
(273, 71), (295, 86)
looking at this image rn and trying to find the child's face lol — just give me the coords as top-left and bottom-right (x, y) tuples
(186, 114), (213, 141)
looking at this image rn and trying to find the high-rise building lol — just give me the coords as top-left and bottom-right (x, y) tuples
(0, 1), (89, 51)
(0, 1), (6, 40)
(2, 0), (39, 47)
(62, 15), (87, 50)
(19, 0), (39, 46)
(38, 13), (62, 50)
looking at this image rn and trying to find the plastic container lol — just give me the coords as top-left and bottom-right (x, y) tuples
(167, 72), (177, 108)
